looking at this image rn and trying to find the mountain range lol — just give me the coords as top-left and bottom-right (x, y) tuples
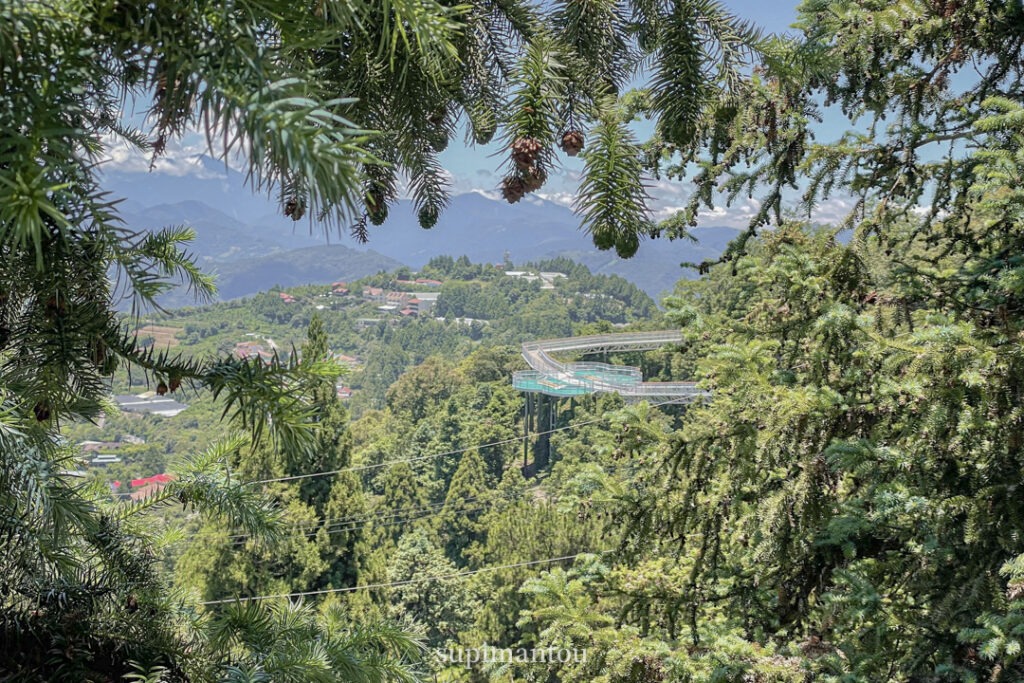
(102, 162), (740, 304)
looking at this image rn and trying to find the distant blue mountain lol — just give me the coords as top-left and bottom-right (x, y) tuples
(358, 192), (739, 298)
(102, 167), (740, 301)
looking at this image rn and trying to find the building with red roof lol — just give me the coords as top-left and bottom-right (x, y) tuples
(130, 473), (174, 488)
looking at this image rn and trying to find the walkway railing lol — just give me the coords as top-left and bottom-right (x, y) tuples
(516, 331), (708, 401)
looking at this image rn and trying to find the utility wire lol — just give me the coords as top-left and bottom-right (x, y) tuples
(183, 491), (512, 541)
(248, 396), (689, 486)
(200, 552), (602, 606)
(173, 397), (686, 543)
(199, 499), (456, 541)
(185, 492), (613, 544)
(251, 437), (522, 484)
(224, 504), (491, 542)
(195, 397), (683, 604)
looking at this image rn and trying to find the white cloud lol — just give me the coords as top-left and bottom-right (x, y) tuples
(468, 188), (501, 201)
(99, 130), (235, 180)
(805, 197), (853, 225)
(536, 191), (577, 208)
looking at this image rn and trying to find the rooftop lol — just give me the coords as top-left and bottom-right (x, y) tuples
(115, 394), (189, 417)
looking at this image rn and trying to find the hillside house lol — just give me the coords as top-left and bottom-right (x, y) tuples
(332, 353), (360, 367)
(115, 393), (189, 417)
(505, 270), (567, 289)
(538, 272), (568, 288)
(234, 341), (275, 362)
(131, 473), (173, 488)
(411, 292), (439, 314)
(79, 440), (122, 453)
(385, 291), (413, 306)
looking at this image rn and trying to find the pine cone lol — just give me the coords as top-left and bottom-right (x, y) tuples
(430, 136), (449, 153)
(473, 122), (496, 146)
(593, 228), (616, 251)
(283, 197), (305, 221)
(418, 206), (439, 229)
(501, 176), (527, 204)
(615, 232), (640, 259)
(366, 189), (388, 226)
(560, 130), (585, 157)
(511, 137), (542, 170)
(169, 376), (181, 392)
(368, 204), (388, 226)
(521, 165), (546, 193)
(33, 401), (50, 422)
(156, 381), (168, 396)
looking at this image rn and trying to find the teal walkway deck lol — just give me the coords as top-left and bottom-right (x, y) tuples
(512, 331), (708, 402)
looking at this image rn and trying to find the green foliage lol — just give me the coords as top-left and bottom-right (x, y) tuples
(576, 109), (653, 258)
(438, 449), (491, 563)
(386, 530), (477, 647)
(15, 0), (1024, 680)
(204, 600), (422, 683)
(0, 421), (283, 680)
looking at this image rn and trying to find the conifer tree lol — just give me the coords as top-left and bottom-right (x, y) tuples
(386, 530), (477, 649)
(297, 315), (355, 514)
(437, 449), (491, 563)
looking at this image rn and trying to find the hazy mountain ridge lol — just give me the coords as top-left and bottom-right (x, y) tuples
(210, 247), (403, 301)
(104, 167), (738, 300)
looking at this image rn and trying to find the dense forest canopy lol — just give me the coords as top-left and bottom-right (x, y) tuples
(3, 0), (1024, 681)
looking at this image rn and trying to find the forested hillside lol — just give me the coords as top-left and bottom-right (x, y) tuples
(63, 258), (660, 489)
(5, 0), (1024, 681)
(59, 257), (683, 680)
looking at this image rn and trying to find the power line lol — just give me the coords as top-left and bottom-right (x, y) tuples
(200, 552), (602, 606)
(183, 491), (513, 541)
(171, 397), (686, 544)
(248, 396), (689, 486)
(208, 499), (455, 541)
(195, 397), (682, 604)
(251, 437), (522, 485)
(209, 503), (487, 544)
(185, 492), (613, 544)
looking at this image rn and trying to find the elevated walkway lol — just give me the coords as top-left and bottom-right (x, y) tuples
(513, 331), (707, 401)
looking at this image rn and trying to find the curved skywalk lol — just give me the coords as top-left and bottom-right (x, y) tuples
(513, 331), (708, 401)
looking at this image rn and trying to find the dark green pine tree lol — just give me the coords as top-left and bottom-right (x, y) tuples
(180, 317), (366, 598)
(437, 449), (491, 564)
(372, 461), (433, 550)
(296, 314), (355, 514)
(386, 529), (477, 649)
(296, 314), (372, 589)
